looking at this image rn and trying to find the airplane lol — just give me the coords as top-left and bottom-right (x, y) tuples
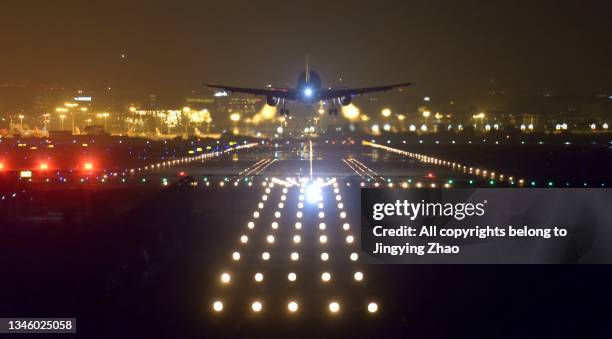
(202, 62), (413, 116)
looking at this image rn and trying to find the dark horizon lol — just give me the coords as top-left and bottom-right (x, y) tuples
(1, 0), (611, 104)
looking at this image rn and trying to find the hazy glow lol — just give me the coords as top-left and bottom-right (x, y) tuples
(341, 104), (360, 120)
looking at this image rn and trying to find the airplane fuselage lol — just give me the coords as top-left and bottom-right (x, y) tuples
(296, 70), (323, 104)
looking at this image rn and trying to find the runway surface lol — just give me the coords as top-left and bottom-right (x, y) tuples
(2, 140), (611, 338)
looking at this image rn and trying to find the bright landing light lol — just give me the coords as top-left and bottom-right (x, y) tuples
(305, 183), (323, 204)
(304, 88), (313, 96)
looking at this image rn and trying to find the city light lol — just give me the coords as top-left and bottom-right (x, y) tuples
(381, 108), (392, 117)
(341, 104), (360, 120)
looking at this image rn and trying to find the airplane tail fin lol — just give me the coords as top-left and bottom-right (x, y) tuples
(305, 55), (310, 83)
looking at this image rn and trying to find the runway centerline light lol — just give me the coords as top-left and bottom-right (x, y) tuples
(329, 301), (340, 313)
(354, 271), (364, 281)
(288, 272), (297, 282)
(254, 273), (264, 282)
(343, 223), (350, 231)
(288, 301), (299, 313)
(221, 272), (231, 284)
(321, 252), (329, 261)
(295, 222), (302, 230)
(293, 235), (301, 244)
(267, 235), (275, 244)
(321, 272), (331, 282)
(213, 301), (223, 312)
(240, 235), (248, 244)
(271, 222), (279, 229)
(251, 301), (262, 312)
(319, 222), (326, 230)
(290, 252), (299, 261)
(346, 235), (354, 243)
(368, 302), (378, 313)
(350, 253), (359, 261)
(319, 235), (328, 244)
(262, 252), (270, 261)
(232, 252), (240, 261)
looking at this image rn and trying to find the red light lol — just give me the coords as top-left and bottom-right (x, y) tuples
(179, 171), (186, 176)
(84, 162), (94, 171)
(427, 172), (434, 178)
(0, 163), (4, 170)
(39, 163), (49, 171)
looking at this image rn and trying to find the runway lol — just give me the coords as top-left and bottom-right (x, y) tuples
(2, 140), (610, 338)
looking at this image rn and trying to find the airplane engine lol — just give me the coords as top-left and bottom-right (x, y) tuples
(266, 96), (279, 106)
(340, 96), (352, 106)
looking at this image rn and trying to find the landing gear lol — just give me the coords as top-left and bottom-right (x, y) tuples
(328, 107), (339, 116)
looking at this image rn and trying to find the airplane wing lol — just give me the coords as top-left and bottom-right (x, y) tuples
(319, 83), (414, 100)
(202, 83), (299, 100)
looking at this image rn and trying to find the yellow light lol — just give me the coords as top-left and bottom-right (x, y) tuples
(341, 104), (360, 120)
(288, 301), (299, 313)
(354, 271), (364, 281)
(422, 110), (431, 118)
(368, 302), (378, 313)
(251, 301), (262, 312)
(182, 106), (191, 113)
(230, 113), (241, 122)
(213, 301), (223, 312)
(20, 170), (32, 178)
(84, 162), (93, 171)
(254, 273), (264, 282)
(329, 301), (340, 313)
(220, 272), (231, 284)
(288, 272), (297, 282)
(381, 108), (392, 117)
(397, 114), (406, 121)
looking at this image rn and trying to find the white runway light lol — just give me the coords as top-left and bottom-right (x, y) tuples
(350, 252), (359, 261)
(346, 235), (354, 243)
(321, 252), (329, 261)
(288, 272), (297, 281)
(321, 272), (331, 282)
(247, 221), (255, 229)
(274, 211), (281, 218)
(296, 211), (303, 218)
(329, 301), (340, 313)
(262, 195), (268, 201)
(340, 211), (347, 219)
(258, 202), (264, 209)
(288, 301), (299, 313)
(253, 211), (260, 218)
(318, 211), (325, 218)
(213, 301), (223, 312)
(293, 235), (301, 244)
(319, 222), (326, 230)
(254, 272), (264, 282)
(278, 202), (284, 209)
(337, 202), (344, 209)
(295, 222), (302, 230)
(271, 222), (279, 229)
(251, 301), (262, 312)
(319, 235), (328, 244)
(267, 235), (275, 244)
(368, 302), (378, 313)
(343, 223), (350, 231)
(290, 252), (299, 261)
(262, 252), (270, 261)
(354, 271), (364, 281)
(220, 272), (231, 284)
(240, 235), (248, 244)
(232, 251), (240, 261)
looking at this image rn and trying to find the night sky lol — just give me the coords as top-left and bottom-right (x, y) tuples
(1, 0), (610, 102)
